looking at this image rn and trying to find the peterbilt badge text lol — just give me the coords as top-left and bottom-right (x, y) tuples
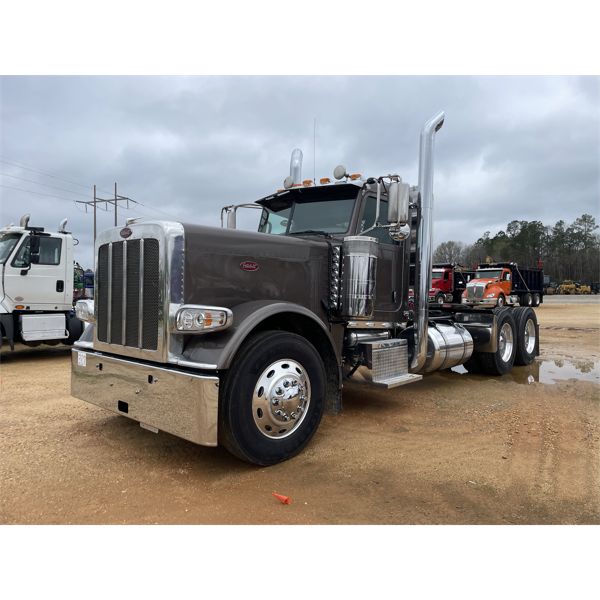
(240, 261), (259, 272)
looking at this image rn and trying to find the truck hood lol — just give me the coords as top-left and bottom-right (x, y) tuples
(468, 278), (498, 286)
(182, 224), (331, 320)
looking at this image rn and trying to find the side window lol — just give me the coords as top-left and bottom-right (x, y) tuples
(39, 237), (62, 264)
(11, 236), (62, 267)
(12, 238), (30, 268)
(504, 272), (511, 281)
(259, 207), (291, 235)
(359, 196), (397, 245)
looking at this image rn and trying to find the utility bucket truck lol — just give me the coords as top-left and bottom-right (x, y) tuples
(0, 215), (84, 350)
(71, 112), (540, 466)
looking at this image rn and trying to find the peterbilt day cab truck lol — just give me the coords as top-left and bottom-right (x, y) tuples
(0, 215), (84, 350)
(429, 263), (475, 304)
(462, 262), (544, 308)
(71, 112), (540, 466)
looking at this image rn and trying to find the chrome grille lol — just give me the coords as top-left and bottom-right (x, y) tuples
(97, 238), (160, 350)
(466, 285), (485, 299)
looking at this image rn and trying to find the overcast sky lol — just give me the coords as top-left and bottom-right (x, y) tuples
(1, 76), (598, 267)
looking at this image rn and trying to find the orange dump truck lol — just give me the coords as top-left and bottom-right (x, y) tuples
(461, 262), (544, 307)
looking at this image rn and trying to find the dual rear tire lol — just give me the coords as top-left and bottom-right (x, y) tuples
(464, 307), (538, 375)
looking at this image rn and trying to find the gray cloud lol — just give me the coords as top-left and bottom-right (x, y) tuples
(1, 75), (598, 266)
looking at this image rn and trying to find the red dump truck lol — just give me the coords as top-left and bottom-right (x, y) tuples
(429, 263), (475, 304)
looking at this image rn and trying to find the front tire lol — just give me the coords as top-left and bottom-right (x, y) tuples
(497, 294), (506, 307)
(436, 293), (445, 305)
(219, 331), (326, 466)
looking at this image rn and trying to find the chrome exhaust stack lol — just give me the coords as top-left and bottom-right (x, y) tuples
(410, 111), (445, 373)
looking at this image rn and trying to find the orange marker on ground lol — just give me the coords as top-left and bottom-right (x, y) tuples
(272, 492), (292, 505)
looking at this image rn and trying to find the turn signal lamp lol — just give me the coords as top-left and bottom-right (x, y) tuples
(172, 305), (233, 334)
(75, 299), (95, 323)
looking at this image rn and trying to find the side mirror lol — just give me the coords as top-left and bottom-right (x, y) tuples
(29, 235), (40, 264)
(387, 181), (410, 225)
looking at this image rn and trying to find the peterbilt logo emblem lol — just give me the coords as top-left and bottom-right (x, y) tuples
(120, 227), (132, 239)
(240, 260), (259, 272)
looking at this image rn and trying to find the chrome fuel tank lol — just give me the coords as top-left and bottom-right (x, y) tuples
(421, 321), (474, 373)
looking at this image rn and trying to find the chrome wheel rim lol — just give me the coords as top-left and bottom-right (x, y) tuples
(498, 322), (514, 363)
(437, 295), (444, 304)
(252, 359), (311, 439)
(498, 296), (505, 306)
(524, 318), (536, 354)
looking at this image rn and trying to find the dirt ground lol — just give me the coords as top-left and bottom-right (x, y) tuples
(1, 301), (599, 524)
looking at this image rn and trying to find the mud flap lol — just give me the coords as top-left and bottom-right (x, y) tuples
(0, 314), (15, 350)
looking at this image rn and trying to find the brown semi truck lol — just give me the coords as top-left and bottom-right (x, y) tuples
(71, 112), (540, 465)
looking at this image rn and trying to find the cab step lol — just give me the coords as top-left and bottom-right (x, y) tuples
(357, 338), (423, 388)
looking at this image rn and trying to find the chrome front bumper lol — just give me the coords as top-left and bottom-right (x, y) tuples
(461, 298), (496, 306)
(71, 348), (219, 446)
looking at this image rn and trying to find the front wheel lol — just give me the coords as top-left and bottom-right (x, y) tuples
(219, 331), (326, 466)
(497, 294), (506, 307)
(436, 293), (445, 304)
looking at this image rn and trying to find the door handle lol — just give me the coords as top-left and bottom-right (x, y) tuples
(56, 280), (64, 292)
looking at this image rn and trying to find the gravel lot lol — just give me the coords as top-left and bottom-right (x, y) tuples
(1, 301), (599, 524)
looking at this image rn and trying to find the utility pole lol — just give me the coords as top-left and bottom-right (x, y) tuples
(77, 182), (135, 242)
(77, 183), (136, 265)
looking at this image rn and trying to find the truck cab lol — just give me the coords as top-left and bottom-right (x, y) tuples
(71, 112), (541, 466)
(0, 215), (83, 349)
(462, 266), (512, 307)
(429, 264), (474, 304)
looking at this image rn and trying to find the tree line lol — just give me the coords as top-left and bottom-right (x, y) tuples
(433, 214), (600, 283)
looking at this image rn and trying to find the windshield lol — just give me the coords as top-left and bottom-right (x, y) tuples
(0, 233), (22, 264)
(431, 269), (444, 280)
(259, 197), (356, 236)
(475, 269), (503, 279)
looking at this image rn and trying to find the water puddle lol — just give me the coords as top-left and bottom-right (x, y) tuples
(451, 359), (600, 385)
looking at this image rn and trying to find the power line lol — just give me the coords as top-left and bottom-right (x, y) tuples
(0, 157), (114, 196)
(0, 182), (88, 203)
(0, 171), (92, 201)
(1, 157), (181, 222)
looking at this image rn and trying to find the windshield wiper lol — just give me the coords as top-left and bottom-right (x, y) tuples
(288, 230), (333, 239)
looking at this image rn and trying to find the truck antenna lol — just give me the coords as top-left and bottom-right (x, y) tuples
(313, 117), (316, 184)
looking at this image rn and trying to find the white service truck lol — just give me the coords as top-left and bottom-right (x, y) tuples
(0, 214), (83, 350)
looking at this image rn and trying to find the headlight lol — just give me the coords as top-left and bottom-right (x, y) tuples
(75, 299), (95, 323)
(486, 293), (496, 298)
(171, 305), (233, 334)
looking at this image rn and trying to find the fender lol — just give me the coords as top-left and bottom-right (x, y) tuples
(181, 300), (339, 370)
